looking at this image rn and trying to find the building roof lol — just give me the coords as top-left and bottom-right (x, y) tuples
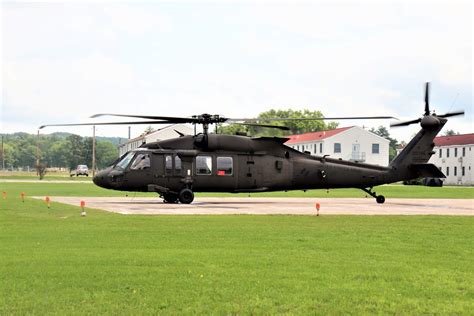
(285, 126), (353, 144)
(434, 133), (474, 147)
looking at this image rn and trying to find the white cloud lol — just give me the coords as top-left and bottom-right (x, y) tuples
(1, 2), (472, 142)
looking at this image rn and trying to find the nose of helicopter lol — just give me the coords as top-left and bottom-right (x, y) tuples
(92, 169), (111, 189)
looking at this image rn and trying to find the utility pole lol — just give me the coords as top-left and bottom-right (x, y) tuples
(36, 130), (40, 175)
(92, 125), (96, 177)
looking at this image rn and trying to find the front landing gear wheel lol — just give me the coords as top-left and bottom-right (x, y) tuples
(376, 195), (385, 204)
(163, 193), (178, 204)
(178, 188), (194, 204)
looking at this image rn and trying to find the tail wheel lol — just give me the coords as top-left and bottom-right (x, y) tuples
(376, 195), (385, 204)
(163, 193), (178, 204)
(178, 188), (194, 204)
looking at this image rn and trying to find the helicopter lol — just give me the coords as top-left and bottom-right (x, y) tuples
(40, 82), (463, 204)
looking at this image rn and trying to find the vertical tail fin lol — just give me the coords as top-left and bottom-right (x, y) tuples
(390, 117), (446, 168)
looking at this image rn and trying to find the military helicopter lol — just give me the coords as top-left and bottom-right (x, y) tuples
(40, 82), (463, 204)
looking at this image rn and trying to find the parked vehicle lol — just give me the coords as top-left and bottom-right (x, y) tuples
(70, 165), (89, 177)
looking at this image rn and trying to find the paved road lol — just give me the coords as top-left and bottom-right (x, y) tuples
(38, 197), (474, 216)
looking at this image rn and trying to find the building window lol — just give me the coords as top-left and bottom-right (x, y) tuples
(334, 143), (341, 153)
(217, 157), (233, 176)
(454, 166), (457, 176)
(439, 148), (442, 158)
(462, 166), (465, 176)
(196, 156), (212, 175)
(447, 148), (450, 157)
(455, 148), (458, 157)
(372, 143), (380, 154)
(314, 144), (317, 154)
(463, 147), (466, 157)
(446, 167), (449, 176)
(320, 143), (323, 153)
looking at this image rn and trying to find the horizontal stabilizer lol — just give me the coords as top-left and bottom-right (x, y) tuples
(411, 163), (445, 178)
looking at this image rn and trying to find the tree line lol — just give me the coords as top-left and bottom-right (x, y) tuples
(0, 132), (121, 170)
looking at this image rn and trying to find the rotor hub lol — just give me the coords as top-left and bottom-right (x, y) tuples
(420, 115), (441, 130)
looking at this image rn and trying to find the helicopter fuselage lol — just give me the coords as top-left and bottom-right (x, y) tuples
(93, 134), (405, 200)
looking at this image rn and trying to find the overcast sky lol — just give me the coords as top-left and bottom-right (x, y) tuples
(1, 2), (472, 142)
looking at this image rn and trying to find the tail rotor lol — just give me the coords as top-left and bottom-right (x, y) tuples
(391, 82), (464, 128)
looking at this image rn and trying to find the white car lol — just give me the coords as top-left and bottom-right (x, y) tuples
(70, 165), (89, 177)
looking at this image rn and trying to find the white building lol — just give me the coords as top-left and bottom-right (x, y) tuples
(118, 124), (193, 156)
(285, 126), (390, 166)
(429, 133), (474, 185)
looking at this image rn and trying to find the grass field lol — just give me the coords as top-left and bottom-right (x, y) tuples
(1, 196), (473, 314)
(1, 181), (473, 199)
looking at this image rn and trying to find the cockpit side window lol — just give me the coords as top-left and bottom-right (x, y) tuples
(130, 153), (151, 170)
(115, 152), (135, 170)
(165, 155), (173, 174)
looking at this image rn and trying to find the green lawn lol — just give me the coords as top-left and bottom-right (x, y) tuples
(0, 197), (473, 314)
(0, 181), (473, 199)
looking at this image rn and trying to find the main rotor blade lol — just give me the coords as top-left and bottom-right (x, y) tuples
(91, 113), (199, 123)
(39, 121), (174, 129)
(231, 122), (290, 130)
(436, 110), (465, 118)
(227, 116), (398, 122)
(424, 82), (430, 116)
(390, 118), (421, 127)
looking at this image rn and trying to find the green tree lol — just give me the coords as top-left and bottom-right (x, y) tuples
(443, 129), (459, 136)
(66, 135), (85, 170)
(3, 143), (18, 168)
(218, 109), (339, 136)
(96, 141), (119, 169)
(46, 141), (70, 168)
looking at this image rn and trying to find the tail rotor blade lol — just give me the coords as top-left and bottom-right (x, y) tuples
(424, 82), (430, 115)
(437, 110), (465, 118)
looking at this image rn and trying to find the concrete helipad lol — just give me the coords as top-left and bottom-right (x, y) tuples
(41, 197), (474, 216)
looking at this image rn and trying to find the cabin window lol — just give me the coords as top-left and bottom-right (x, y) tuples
(175, 156), (182, 172)
(130, 153), (150, 170)
(217, 157), (233, 176)
(196, 156), (212, 175)
(165, 155), (173, 173)
(115, 152), (135, 170)
(334, 143), (341, 153)
(372, 144), (380, 154)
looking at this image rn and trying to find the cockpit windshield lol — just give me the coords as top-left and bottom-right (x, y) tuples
(115, 152), (135, 170)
